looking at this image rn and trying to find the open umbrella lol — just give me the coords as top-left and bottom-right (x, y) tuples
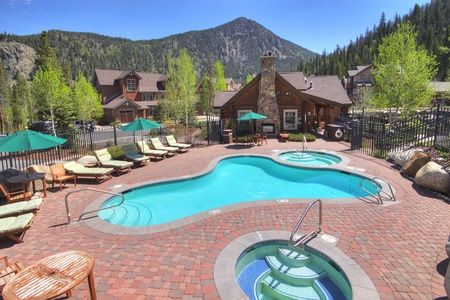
(237, 111), (267, 134)
(120, 118), (162, 148)
(0, 129), (67, 173)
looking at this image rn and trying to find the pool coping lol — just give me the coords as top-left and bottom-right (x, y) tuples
(79, 153), (398, 235)
(213, 230), (380, 300)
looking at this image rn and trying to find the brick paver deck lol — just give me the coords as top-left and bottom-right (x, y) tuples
(1, 135), (448, 300)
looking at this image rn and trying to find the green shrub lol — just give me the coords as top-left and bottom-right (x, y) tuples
(287, 132), (316, 142)
(106, 145), (124, 160)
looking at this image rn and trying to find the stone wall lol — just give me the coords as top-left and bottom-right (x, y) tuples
(257, 55), (280, 133)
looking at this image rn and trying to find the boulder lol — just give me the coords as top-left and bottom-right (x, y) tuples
(402, 152), (431, 177)
(415, 162), (450, 194)
(388, 148), (423, 167)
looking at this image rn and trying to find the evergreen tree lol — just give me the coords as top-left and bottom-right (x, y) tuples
(11, 76), (32, 131)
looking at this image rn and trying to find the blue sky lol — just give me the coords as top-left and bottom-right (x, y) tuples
(1, 0), (431, 54)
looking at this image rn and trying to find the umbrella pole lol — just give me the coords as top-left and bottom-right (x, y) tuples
(26, 150), (29, 178)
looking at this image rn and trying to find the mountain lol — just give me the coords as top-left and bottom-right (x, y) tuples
(2, 17), (316, 82)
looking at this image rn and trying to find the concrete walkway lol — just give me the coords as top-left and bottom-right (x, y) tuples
(1, 135), (448, 300)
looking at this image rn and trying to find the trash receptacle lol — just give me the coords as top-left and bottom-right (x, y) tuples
(223, 129), (233, 144)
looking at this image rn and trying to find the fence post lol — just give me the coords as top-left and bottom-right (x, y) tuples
(433, 104), (441, 147)
(113, 125), (118, 146)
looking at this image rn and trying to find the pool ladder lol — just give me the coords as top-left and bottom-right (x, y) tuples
(64, 188), (124, 224)
(360, 177), (396, 204)
(289, 198), (322, 248)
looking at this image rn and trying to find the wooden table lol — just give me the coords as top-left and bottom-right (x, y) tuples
(2, 251), (97, 300)
(7, 173), (47, 198)
(279, 133), (290, 142)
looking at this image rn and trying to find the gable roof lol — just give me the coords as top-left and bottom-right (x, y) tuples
(102, 94), (159, 109)
(346, 65), (372, 77)
(95, 69), (166, 92)
(429, 81), (450, 92)
(303, 76), (351, 105)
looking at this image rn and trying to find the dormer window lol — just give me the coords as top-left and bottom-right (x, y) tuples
(127, 79), (136, 92)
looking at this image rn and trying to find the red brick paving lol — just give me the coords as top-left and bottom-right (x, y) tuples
(1, 136), (449, 299)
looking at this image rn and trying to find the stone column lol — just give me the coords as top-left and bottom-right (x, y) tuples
(257, 55), (280, 133)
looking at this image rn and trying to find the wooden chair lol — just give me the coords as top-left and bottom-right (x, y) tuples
(261, 132), (268, 145)
(50, 163), (77, 192)
(0, 183), (32, 204)
(0, 255), (24, 294)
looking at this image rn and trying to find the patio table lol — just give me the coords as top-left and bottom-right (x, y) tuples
(2, 250), (97, 300)
(7, 172), (47, 198)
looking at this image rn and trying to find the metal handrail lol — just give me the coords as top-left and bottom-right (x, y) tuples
(360, 177), (396, 204)
(302, 135), (308, 151)
(64, 188), (124, 224)
(289, 198), (323, 248)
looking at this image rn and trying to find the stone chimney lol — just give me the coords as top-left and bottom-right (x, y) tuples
(257, 54), (280, 133)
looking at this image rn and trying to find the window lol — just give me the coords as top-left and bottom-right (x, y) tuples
(283, 110), (297, 130)
(142, 93), (153, 101)
(127, 79), (136, 92)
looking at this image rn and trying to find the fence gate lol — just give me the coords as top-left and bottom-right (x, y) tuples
(207, 119), (221, 145)
(350, 121), (363, 150)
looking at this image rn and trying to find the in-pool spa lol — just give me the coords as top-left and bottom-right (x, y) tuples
(99, 155), (379, 227)
(236, 241), (351, 300)
(278, 150), (342, 166)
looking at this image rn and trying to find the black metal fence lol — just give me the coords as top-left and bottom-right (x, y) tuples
(0, 126), (162, 171)
(336, 105), (450, 158)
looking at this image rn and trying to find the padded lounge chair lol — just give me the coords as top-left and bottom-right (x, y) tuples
(136, 140), (168, 161)
(94, 149), (133, 175)
(63, 161), (114, 183)
(49, 163), (77, 192)
(0, 184), (32, 205)
(150, 137), (178, 156)
(122, 144), (150, 166)
(0, 255), (24, 293)
(0, 213), (34, 243)
(165, 135), (191, 152)
(0, 198), (43, 218)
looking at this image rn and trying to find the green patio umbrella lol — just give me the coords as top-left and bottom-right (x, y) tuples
(120, 117), (162, 146)
(237, 111), (267, 134)
(0, 129), (67, 173)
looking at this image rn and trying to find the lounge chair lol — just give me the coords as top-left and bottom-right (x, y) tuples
(0, 255), (24, 293)
(136, 140), (168, 160)
(165, 135), (191, 152)
(94, 149), (133, 175)
(49, 163), (77, 192)
(63, 161), (113, 183)
(0, 198), (43, 218)
(0, 184), (32, 204)
(121, 144), (150, 166)
(0, 212), (34, 243)
(150, 137), (178, 156)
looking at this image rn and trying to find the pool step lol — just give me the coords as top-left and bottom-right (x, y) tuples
(278, 247), (312, 267)
(261, 274), (324, 300)
(265, 255), (326, 286)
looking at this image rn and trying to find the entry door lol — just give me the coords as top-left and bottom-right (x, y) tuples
(283, 110), (297, 130)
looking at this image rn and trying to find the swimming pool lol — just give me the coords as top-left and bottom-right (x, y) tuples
(278, 150), (342, 166)
(98, 155), (379, 227)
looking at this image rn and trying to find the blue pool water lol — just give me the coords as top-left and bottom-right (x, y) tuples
(236, 241), (351, 300)
(279, 151), (342, 166)
(99, 156), (377, 227)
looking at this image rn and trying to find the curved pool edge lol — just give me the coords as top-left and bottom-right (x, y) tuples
(81, 153), (398, 235)
(271, 149), (351, 168)
(214, 230), (380, 300)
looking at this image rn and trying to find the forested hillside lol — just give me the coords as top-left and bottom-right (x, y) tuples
(299, 0), (450, 80)
(1, 17), (315, 82)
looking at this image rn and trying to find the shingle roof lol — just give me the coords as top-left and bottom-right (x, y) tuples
(279, 72), (308, 90)
(429, 81), (450, 92)
(95, 69), (166, 92)
(102, 94), (159, 109)
(302, 75), (352, 105)
(214, 91), (238, 108)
